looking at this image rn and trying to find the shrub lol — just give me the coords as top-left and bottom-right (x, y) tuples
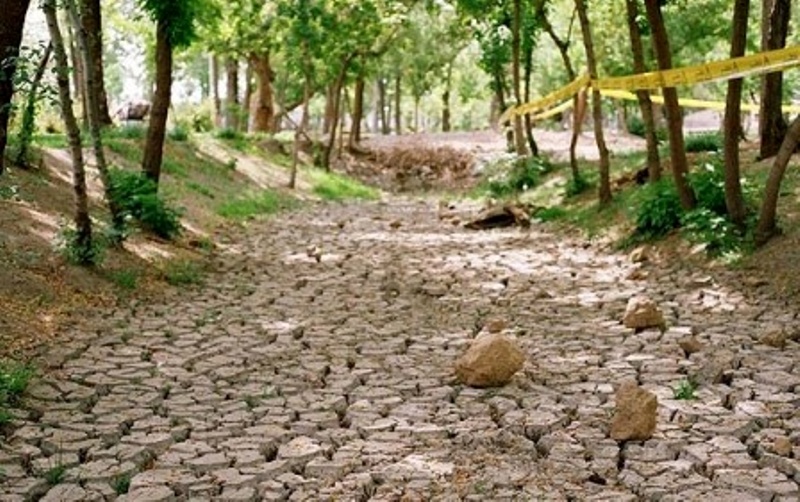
(215, 127), (242, 141)
(626, 115), (666, 142)
(108, 169), (183, 240)
(0, 360), (34, 425)
(56, 226), (105, 265)
(485, 155), (554, 197)
(565, 174), (592, 197)
(168, 124), (189, 142)
(681, 208), (744, 256)
(191, 109), (213, 133)
(685, 131), (722, 153)
(689, 159), (728, 215)
(634, 179), (683, 238)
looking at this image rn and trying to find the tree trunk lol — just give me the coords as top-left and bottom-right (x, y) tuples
(249, 52), (274, 133)
(494, 73), (515, 150)
(576, 0), (611, 205)
(211, 54), (221, 127)
(756, 113), (800, 245)
(511, 0), (528, 156)
(0, 0), (31, 173)
(394, 75), (401, 135)
(723, 0), (750, 229)
(78, 0), (112, 126)
(644, 0), (695, 209)
(142, 20), (172, 186)
(67, 0), (124, 232)
(537, 1), (580, 174)
(43, 0), (94, 263)
(243, 60), (253, 132)
(378, 77), (389, 134)
(625, 0), (661, 181)
(14, 42), (52, 168)
(224, 57), (239, 130)
(323, 84), (335, 135)
(350, 71), (365, 149)
(758, 0), (790, 159)
(290, 43), (312, 190)
(522, 48), (538, 156)
(442, 62), (452, 133)
(322, 57), (351, 170)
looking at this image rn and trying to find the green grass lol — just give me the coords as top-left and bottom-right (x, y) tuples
(43, 463), (67, 486)
(108, 269), (138, 291)
(217, 190), (297, 220)
(673, 378), (698, 400)
(112, 473), (132, 494)
(162, 259), (204, 286)
(185, 181), (215, 198)
(308, 169), (379, 201)
(0, 360), (33, 426)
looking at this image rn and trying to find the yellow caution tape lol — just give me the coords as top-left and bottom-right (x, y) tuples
(503, 45), (800, 122)
(600, 89), (800, 114)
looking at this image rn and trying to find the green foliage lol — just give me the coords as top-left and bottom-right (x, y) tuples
(626, 115), (666, 142)
(688, 160), (728, 215)
(215, 128), (241, 141)
(137, 0), (207, 48)
(673, 378), (698, 400)
(681, 208), (748, 257)
(44, 464), (67, 486)
(634, 179), (683, 238)
(310, 170), (379, 201)
(112, 473), (132, 495)
(163, 259), (204, 286)
(56, 227), (105, 266)
(217, 190), (296, 220)
(168, 124), (190, 142)
(0, 361), (34, 425)
(565, 174), (592, 198)
(484, 155), (554, 198)
(108, 169), (183, 240)
(536, 207), (567, 222)
(108, 269), (139, 290)
(108, 125), (147, 140)
(685, 132), (722, 153)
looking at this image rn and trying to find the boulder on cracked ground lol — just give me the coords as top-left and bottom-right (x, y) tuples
(610, 381), (658, 441)
(455, 333), (525, 388)
(623, 296), (665, 330)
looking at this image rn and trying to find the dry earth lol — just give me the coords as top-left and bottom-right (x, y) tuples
(2, 126), (800, 501)
(1, 194), (799, 501)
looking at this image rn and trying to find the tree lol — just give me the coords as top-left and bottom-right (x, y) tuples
(758, 0), (790, 159)
(0, 0), (32, 174)
(510, 0), (527, 156)
(624, 0), (660, 182)
(722, 0), (749, 230)
(643, 0), (695, 210)
(575, 0), (611, 205)
(756, 114), (800, 245)
(78, 0), (113, 125)
(43, 0), (95, 264)
(138, 0), (204, 185)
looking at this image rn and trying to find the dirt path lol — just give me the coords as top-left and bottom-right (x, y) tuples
(1, 197), (798, 501)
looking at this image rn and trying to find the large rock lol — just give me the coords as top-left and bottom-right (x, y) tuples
(610, 381), (658, 441)
(623, 296), (665, 330)
(455, 333), (525, 388)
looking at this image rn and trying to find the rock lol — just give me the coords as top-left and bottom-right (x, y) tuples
(690, 350), (737, 385)
(761, 330), (787, 349)
(483, 318), (507, 334)
(629, 247), (650, 263)
(678, 336), (704, 356)
(623, 296), (665, 330)
(772, 437), (793, 457)
(610, 381), (658, 441)
(454, 333), (525, 388)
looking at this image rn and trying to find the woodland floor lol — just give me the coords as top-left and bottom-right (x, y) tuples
(1, 127), (799, 500)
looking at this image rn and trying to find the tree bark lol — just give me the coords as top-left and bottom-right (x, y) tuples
(756, 113), (800, 245)
(625, 0), (661, 181)
(575, 0), (611, 205)
(78, 0), (112, 126)
(758, 0), (790, 159)
(243, 60), (253, 132)
(0, 0), (31, 174)
(522, 48), (538, 157)
(43, 0), (94, 263)
(350, 71), (365, 148)
(377, 77), (388, 135)
(322, 56), (352, 170)
(442, 62), (453, 133)
(723, 0), (750, 229)
(249, 52), (274, 133)
(142, 20), (172, 186)
(494, 72), (515, 150)
(224, 57), (239, 130)
(14, 42), (51, 168)
(394, 75), (402, 135)
(511, 0), (528, 156)
(211, 54), (221, 127)
(536, 1), (580, 175)
(643, 0), (695, 209)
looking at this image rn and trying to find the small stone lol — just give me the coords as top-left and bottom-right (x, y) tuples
(39, 484), (87, 502)
(772, 437), (793, 457)
(610, 381), (658, 441)
(389, 220), (402, 229)
(484, 318), (506, 334)
(678, 336), (704, 356)
(761, 330), (788, 349)
(629, 247), (650, 263)
(454, 333), (525, 388)
(623, 296), (665, 330)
